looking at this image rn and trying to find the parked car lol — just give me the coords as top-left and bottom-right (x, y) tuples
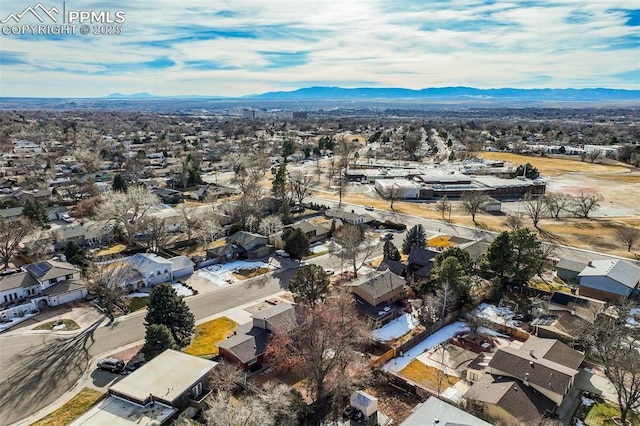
(60, 213), (73, 223)
(125, 360), (145, 373)
(324, 268), (335, 276)
(97, 357), (125, 373)
(379, 233), (393, 241)
(364, 205), (374, 211)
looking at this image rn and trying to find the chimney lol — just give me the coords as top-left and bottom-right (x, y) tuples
(530, 349), (535, 358)
(588, 261), (593, 267)
(525, 372), (530, 382)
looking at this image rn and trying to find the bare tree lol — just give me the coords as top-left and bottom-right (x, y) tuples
(72, 148), (102, 173)
(266, 292), (371, 400)
(522, 192), (547, 229)
(196, 216), (222, 248)
(544, 192), (572, 219)
(207, 360), (243, 393)
(179, 203), (200, 242)
(331, 224), (379, 278)
(96, 186), (159, 245)
(85, 261), (132, 315)
(203, 392), (270, 426)
(588, 149), (602, 163)
(0, 218), (32, 269)
(259, 215), (283, 238)
(336, 174), (347, 208)
(460, 191), (488, 224)
(23, 228), (54, 262)
(615, 225), (640, 252)
(377, 182), (404, 211)
(138, 216), (169, 253)
(436, 195), (450, 220)
(288, 171), (314, 206)
(572, 191), (602, 218)
(504, 214), (523, 231)
(579, 304), (640, 425)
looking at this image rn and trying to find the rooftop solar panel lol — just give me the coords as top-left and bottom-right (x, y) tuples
(25, 261), (52, 278)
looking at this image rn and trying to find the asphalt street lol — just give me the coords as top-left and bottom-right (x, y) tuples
(0, 267), (295, 426)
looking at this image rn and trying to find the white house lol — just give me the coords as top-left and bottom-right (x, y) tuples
(0, 259), (86, 322)
(127, 253), (194, 287)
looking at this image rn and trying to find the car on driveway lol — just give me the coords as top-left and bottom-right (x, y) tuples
(97, 357), (125, 373)
(124, 360), (145, 373)
(275, 250), (290, 258)
(364, 205), (374, 211)
(60, 213), (74, 223)
(379, 233), (394, 241)
(324, 268), (335, 276)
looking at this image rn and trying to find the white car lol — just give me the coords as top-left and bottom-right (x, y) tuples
(60, 213), (74, 223)
(323, 269), (335, 276)
(275, 250), (290, 258)
(364, 205), (374, 211)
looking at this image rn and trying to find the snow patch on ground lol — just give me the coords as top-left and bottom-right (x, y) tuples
(126, 292), (150, 298)
(581, 396), (596, 407)
(171, 283), (193, 297)
(198, 260), (277, 287)
(383, 321), (470, 373)
(309, 243), (330, 254)
(373, 313), (419, 342)
(475, 302), (517, 326)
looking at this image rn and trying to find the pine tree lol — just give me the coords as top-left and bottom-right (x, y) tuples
(22, 198), (48, 227)
(112, 173), (128, 192)
(145, 283), (195, 348)
(383, 240), (401, 261)
(282, 228), (309, 260)
(289, 264), (329, 306)
(485, 231), (513, 284)
(402, 224), (426, 255)
(272, 164), (288, 202)
(142, 323), (178, 360)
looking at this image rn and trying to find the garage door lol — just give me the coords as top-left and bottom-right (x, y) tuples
(54, 289), (85, 306)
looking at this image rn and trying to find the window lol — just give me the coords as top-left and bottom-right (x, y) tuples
(3, 295), (7, 303)
(191, 382), (202, 397)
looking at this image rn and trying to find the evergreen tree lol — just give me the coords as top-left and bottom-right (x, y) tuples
(22, 198), (48, 227)
(509, 227), (544, 286)
(485, 231), (513, 284)
(112, 173), (128, 192)
(64, 241), (89, 270)
(383, 240), (401, 261)
(145, 283), (195, 348)
(289, 264), (329, 307)
(279, 201), (292, 225)
(186, 153), (203, 186)
(282, 228), (309, 260)
(272, 164), (288, 202)
(402, 224), (426, 255)
(434, 247), (473, 272)
(142, 323), (178, 360)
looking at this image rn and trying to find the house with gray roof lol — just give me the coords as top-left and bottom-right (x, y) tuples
(1, 259), (85, 325)
(555, 258), (587, 283)
(464, 374), (555, 425)
(402, 396), (491, 426)
(487, 336), (584, 406)
(218, 302), (296, 371)
(127, 253), (194, 287)
(578, 259), (640, 302)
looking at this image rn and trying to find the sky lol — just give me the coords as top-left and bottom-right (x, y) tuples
(0, 0), (639, 97)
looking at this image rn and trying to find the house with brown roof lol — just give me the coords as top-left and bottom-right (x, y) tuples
(218, 303), (296, 371)
(464, 373), (556, 425)
(487, 336), (584, 406)
(348, 270), (406, 324)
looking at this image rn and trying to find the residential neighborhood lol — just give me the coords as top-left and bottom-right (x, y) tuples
(0, 106), (639, 426)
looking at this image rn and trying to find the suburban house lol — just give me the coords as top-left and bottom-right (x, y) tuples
(464, 373), (556, 425)
(545, 291), (605, 324)
(219, 302), (296, 371)
(406, 246), (438, 281)
(71, 349), (217, 426)
(348, 270), (406, 324)
(206, 231), (270, 264)
(578, 259), (640, 302)
(325, 209), (374, 225)
(152, 187), (184, 204)
(0, 207), (23, 222)
(402, 396), (491, 426)
(487, 336), (584, 406)
(127, 253), (194, 287)
(280, 221), (331, 246)
(0, 259), (86, 323)
(555, 259), (587, 283)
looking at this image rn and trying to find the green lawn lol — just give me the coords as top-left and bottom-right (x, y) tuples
(577, 401), (640, 426)
(31, 388), (105, 426)
(184, 316), (238, 358)
(127, 297), (149, 312)
(33, 319), (80, 331)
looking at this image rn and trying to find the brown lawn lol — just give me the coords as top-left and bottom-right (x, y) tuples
(184, 316), (238, 358)
(399, 359), (460, 392)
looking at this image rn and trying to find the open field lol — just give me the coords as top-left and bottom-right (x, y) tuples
(30, 388), (105, 426)
(184, 316), (237, 358)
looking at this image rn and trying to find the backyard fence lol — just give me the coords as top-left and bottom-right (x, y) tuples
(396, 311), (459, 356)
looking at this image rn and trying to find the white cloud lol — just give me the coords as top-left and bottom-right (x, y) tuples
(0, 0), (638, 96)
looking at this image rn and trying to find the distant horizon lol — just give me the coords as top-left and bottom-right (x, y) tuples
(0, 85), (638, 100)
(1, 1), (638, 98)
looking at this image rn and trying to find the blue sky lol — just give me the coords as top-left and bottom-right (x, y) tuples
(0, 0), (638, 97)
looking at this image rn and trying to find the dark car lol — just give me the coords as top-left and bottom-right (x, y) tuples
(125, 360), (145, 372)
(97, 357), (125, 373)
